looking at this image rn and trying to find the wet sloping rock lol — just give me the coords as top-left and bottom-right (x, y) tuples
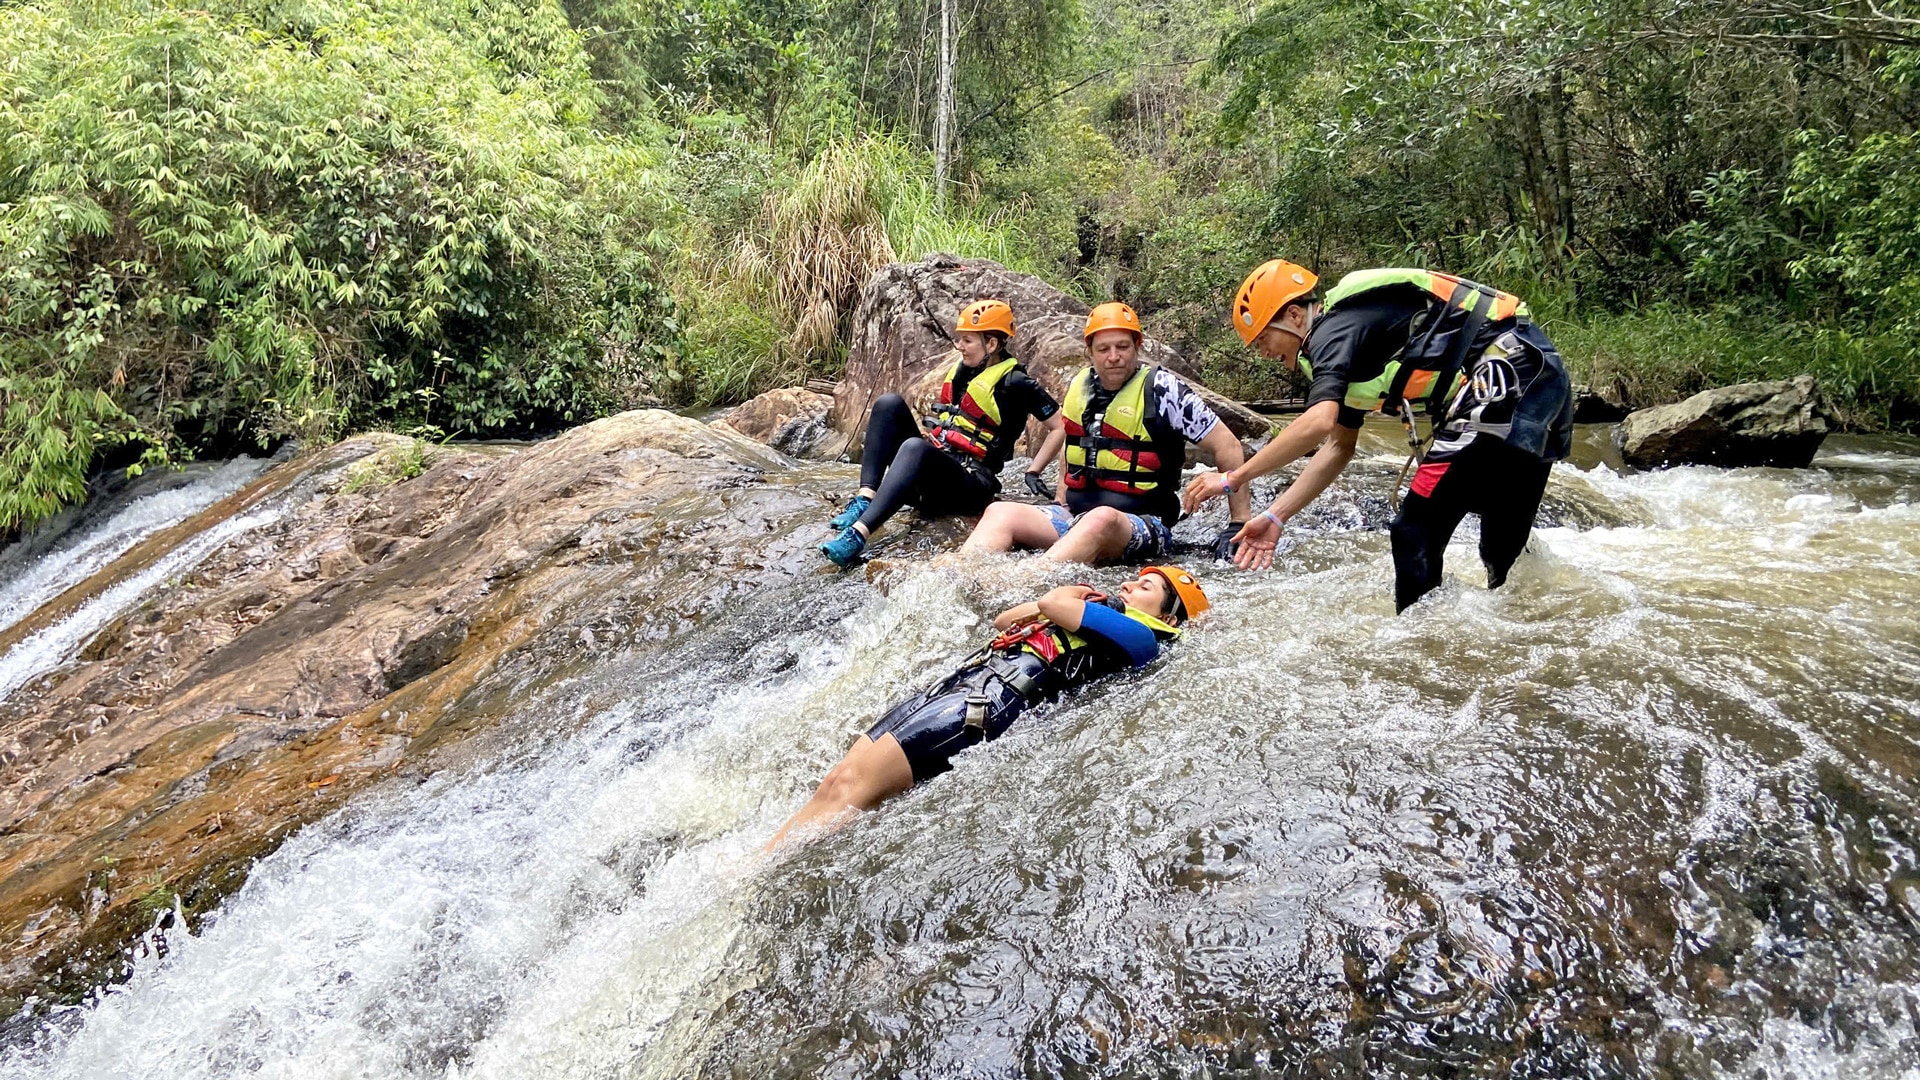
(1616, 375), (1833, 469)
(712, 386), (835, 458)
(0, 412), (834, 1010)
(834, 254), (1268, 455)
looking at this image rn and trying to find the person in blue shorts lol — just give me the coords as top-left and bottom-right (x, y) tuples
(961, 303), (1252, 565)
(767, 566), (1209, 848)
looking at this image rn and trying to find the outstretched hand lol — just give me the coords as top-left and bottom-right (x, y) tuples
(1230, 514), (1281, 571)
(1182, 470), (1228, 514)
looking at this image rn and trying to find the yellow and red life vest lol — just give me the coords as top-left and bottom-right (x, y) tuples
(1061, 365), (1181, 499)
(926, 356), (1021, 463)
(987, 606), (1180, 663)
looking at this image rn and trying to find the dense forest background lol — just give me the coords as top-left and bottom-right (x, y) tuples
(4, 0), (1918, 529)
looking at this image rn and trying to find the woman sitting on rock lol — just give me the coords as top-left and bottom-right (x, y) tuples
(767, 566), (1209, 847)
(821, 300), (1065, 568)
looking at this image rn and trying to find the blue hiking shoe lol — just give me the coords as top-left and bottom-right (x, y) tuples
(829, 494), (872, 530)
(819, 526), (867, 569)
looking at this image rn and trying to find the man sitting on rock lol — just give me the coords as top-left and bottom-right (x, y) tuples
(962, 303), (1252, 565)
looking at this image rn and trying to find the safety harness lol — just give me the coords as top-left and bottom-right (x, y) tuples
(1307, 269), (1525, 509)
(956, 602), (1180, 732)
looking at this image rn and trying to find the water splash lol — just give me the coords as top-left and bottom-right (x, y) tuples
(5, 440), (1919, 1078)
(0, 498), (290, 704)
(0, 459), (267, 639)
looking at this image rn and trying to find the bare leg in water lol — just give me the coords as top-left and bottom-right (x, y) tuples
(766, 733), (916, 850)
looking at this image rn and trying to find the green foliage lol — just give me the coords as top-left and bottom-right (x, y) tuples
(11, 0), (1920, 539)
(667, 134), (1030, 404)
(0, 0), (681, 531)
(339, 437), (436, 493)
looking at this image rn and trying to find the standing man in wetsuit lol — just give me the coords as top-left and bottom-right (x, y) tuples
(963, 302), (1253, 565)
(822, 299), (1065, 568)
(1183, 262), (1574, 610)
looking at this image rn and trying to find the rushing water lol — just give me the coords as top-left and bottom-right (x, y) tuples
(2, 430), (1918, 1078)
(0, 458), (268, 640)
(0, 459), (288, 704)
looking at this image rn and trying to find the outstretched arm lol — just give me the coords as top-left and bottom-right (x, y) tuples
(1263, 422), (1359, 525)
(1196, 423), (1253, 523)
(1227, 421), (1361, 570)
(1183, 400), (1343, 512)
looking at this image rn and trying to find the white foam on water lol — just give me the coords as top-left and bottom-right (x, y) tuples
(0, 569), (984, 1080)
(4, 451), (1920, 1078)
(0, 497), (289, 704)
(0, 459), (267, 639)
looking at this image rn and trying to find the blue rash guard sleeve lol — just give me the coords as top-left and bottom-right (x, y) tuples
(1073, 601), (1160, 668)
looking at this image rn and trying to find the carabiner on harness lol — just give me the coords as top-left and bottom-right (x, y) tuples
(1391, 399), (1428, 513)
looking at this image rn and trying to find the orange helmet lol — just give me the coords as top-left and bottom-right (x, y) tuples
(1142, 565), (1209, 620)
(1084, 301), (1143, 342)
(955, 299), (1015, 337)
(1231, 260), (1318, 345)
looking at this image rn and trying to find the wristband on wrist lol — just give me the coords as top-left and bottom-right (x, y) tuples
(1261, 508), (1283, 529)
(1218, 471), (1234, 494)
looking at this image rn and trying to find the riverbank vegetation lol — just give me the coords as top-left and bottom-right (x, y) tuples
(4, 0), (1918, 529)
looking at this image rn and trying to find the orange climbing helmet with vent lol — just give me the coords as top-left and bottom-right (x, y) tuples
(1143, 565), (1210, 620)
(1231, 260), (1319, 345)
(955, 299), (1015, 337)
(1084, 302), (1143, 342)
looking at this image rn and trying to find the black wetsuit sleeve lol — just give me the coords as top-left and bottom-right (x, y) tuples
(1002, 369), (1059, 422)
(1301, 288), (1428, 429)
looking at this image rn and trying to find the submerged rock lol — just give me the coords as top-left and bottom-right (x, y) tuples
(0, 411), (832, 1010)
(713, 386), (836, 458)
(833, 254), (1269, 457)
(1616, 375), (1832, 469)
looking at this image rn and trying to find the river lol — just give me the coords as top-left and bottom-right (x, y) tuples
(1, 426), (1916, 1078)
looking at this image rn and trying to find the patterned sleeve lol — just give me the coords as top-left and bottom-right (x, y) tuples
(1151, 369), (1222, 442)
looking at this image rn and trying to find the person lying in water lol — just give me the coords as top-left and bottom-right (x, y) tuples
(767, 566), (1210, 848)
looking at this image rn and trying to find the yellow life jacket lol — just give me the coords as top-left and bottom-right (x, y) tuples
(990, 605), (1180, 663)
(1061, 365), (1182, 501)
(925, 356), (1021, 464)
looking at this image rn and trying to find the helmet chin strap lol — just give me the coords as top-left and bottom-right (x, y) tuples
(1264, 319), (1307, 358)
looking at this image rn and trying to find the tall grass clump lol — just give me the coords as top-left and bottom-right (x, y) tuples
(0, 0), (681, 531)
(672, 136), (1031, 405)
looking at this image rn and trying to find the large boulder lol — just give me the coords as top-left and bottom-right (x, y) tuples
(833, 255), (1268, 457)
(1616, 375), (1833, 469)
(0, 412), (837, 1009)
(712, 386), (835, 458)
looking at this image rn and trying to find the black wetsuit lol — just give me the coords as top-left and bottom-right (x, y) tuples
(1301, 284), (1573, 611)
(866, 598), (1167, 782)
(856, 363), (1057, 534)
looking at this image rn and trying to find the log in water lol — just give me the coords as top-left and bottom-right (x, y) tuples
(1, 429), (1916, 1078)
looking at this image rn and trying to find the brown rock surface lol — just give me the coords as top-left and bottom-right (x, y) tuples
(833, 255), (1269, 457)
(712, 386), (836, 458)
(0, 412), (833, 1010)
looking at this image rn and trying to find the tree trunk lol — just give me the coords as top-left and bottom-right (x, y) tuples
(932, 0), (956, 211)
(1548, 70), (1576, 270)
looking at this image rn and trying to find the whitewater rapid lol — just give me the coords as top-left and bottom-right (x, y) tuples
(2, 436), (1917, 1078)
